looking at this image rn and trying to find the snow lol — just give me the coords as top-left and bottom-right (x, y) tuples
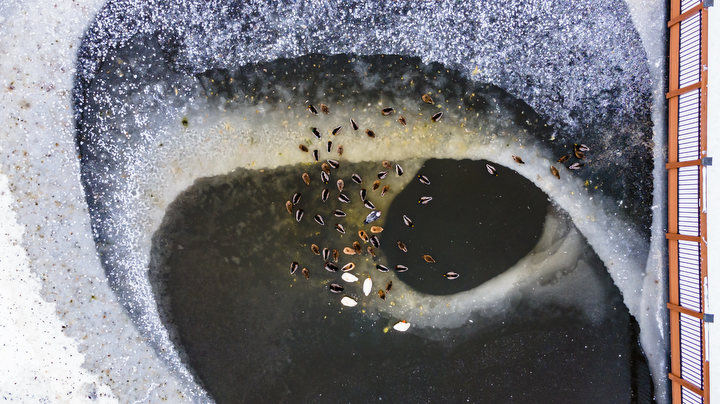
(0, 174), (116, 402)
(0, 0), (202, 401)
(625, 0), (671, 399)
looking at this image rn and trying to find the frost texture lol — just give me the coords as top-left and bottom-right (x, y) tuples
(76, 0), (654, 230)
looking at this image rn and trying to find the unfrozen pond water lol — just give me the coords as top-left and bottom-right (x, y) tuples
(151, 160), (652, 402)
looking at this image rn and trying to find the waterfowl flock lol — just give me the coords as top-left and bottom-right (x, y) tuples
(283, 94), (590, 332)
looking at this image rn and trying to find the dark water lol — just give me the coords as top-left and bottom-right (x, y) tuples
(385, 159), (547, 295)
(149, 159), (653, 403)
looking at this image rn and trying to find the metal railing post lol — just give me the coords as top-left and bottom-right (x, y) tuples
(666, 0), (711, 402)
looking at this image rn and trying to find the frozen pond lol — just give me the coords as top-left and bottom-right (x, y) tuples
(0, 0), (668, 402)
